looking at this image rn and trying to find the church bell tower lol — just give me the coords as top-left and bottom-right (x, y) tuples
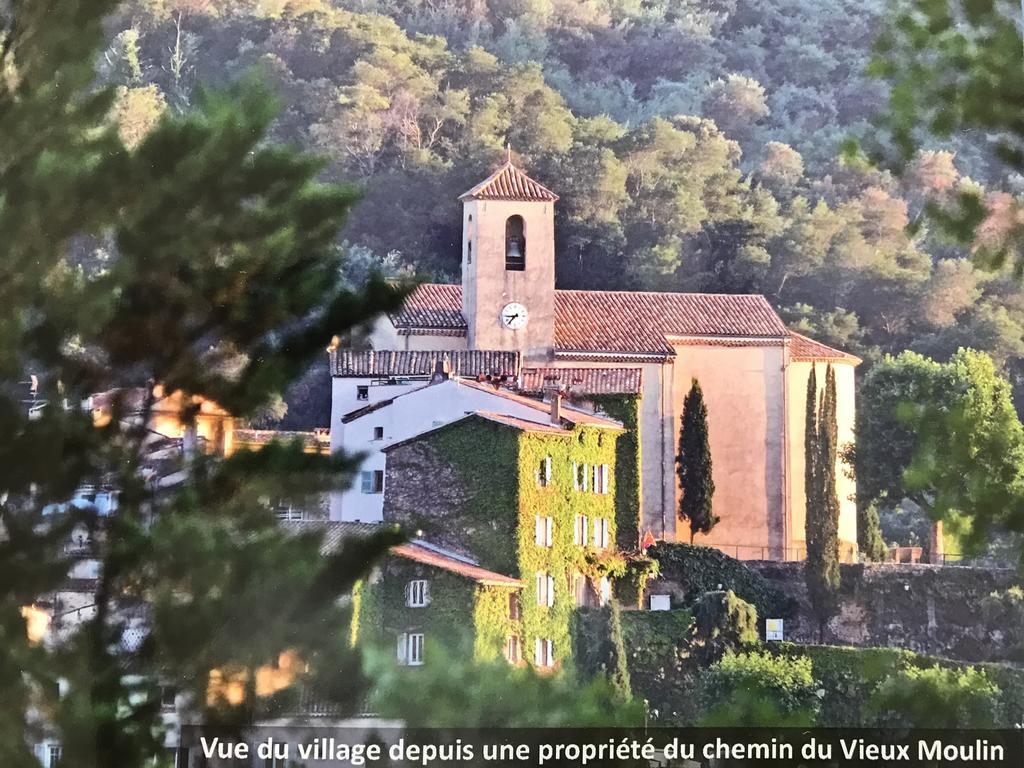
(459, 157), (558, 361)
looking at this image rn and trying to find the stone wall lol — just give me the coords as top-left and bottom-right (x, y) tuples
(747, 561), (1021, 662)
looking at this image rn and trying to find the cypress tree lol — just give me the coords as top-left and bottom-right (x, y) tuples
(677, 378), (717, 543)
(805, 365), (841, 641)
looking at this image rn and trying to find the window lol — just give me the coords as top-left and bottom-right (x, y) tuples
(599, 576), (611, 606)
(356, 385), (369, 401)
(535, 456), (552, 487)
(47, 745), (62, 768)
(360, 470), (384, 494)
(592, 518), (610, 549)
(505, 635), (521, 664)
(534, 637), (555, 668)
(594, 464), (610, 494)
(535, 572), (555, 607)
(275, 504), (305, 522)
(467, 240), (472, 264)
(397, 632), (424, 666)
(573, 514), (589, 546)
(505, 215), (526, 270)
(509, 592), (520, 620)
(406, 579), (430, 607)
(574, 573), (590, 607)
(534, 515), (553, 547)
(650, 594), (671, 611)
(372, 426), (384, 441)
(572, 462), (591, 492)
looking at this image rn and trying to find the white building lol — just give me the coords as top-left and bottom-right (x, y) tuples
(329, 363), (618, 522)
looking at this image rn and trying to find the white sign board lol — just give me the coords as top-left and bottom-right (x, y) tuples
(765, 618), (784, 641)
(649, 594), (671, 611)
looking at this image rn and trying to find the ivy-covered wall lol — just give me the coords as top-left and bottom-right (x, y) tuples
(516, 424), (620, 669)
(589, 395), (642, 550)
(382, 415), (622, 670)
(647, 543), (795, 619)
(352, 555), (520, 664)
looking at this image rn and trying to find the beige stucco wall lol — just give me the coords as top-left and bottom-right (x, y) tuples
(670, 344), (787, 559)
(786, 360), (858, 561)
(461, 198), (556, 360)
(366, 320), (468, 352)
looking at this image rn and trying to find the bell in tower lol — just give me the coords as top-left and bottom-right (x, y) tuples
(505, 215), (526, 271)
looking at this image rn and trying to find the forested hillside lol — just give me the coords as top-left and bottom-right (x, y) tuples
(102, 0), (1024, 402)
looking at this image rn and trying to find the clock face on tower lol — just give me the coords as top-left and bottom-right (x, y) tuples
(500, 302), (529, 330)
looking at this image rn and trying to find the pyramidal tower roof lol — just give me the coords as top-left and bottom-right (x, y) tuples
(458, 159), (559, 203)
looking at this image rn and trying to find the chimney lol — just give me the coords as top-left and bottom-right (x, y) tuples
(429, 358), (451, 385)
(550, 391), (562, 425)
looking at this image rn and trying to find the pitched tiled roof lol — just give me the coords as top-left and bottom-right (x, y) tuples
(520, 367), (642, 395)
(389, 284), (789, 356)
(458, 161), (559, 202)
(471, 411), (572, 434)
(388, 283), (467, 332)
(393, 542), (522, 586)
(279, 521), (521, 585)
(457, 379), (623, 428)
(330, 349), (519, 378)
(788, 332), (862, 364)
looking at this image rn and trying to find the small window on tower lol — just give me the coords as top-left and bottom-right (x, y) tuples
(467, 239), (472, 264)
(505, 215), (526, 271)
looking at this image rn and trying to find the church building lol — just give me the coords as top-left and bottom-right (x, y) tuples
(330, 160), (860, 561)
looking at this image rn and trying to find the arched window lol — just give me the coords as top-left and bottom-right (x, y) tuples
(467, 239), (472, 264)
(505, 215), (526, 271)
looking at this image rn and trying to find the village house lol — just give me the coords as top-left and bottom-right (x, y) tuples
(379, 405), (623, 670)
(329, 160), (861, 561)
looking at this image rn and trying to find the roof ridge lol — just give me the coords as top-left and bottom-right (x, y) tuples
(458, 161), (559, 202)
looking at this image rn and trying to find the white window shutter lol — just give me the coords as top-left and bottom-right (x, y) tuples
(547, 575), (555, 606)
(423, 581), (431, 606)
(545, 456), (552, 484)
(545, 516), (553, 546)
(397, 633), (407, 664)
(583, 464), (590, 492)
(572, 462), (579, 491)
(404, 582), (411, 607)
(534, 637), (543, 666)
(583, 516), (589, 545)
(547, 639), (555, 665)
(602, 464), (610, 493)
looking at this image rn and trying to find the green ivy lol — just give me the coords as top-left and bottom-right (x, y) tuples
(517, 426), (619, 668)
(590, 394), (642, 550)
(363, 417), (621, 671)
(472, 585), (520, 662)
(650, 542), (796, 619)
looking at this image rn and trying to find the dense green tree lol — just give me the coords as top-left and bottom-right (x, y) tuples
(677, 379), (717, 544)
(0, 2), (406, 766)
(805, 365), (840, 640)
(866, 666), (1002, 728)
(855, 349), (1024, 562)
(366, 645), (644, 727)
(698, 650), (819, 727)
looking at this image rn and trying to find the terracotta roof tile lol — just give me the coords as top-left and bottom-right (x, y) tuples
(388, 283), (467, 332)
(788, 332), (862, 364)
(520, 367), (642, 395)
(470, 410), (571, 434)
(456, 379), (623, 428)
(278, 522), (521, 585)
(392, 542), (522, 586)
(389, 284), (789, 356)
(458, 161), (559, 202)
(330, 349), (518, 378)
